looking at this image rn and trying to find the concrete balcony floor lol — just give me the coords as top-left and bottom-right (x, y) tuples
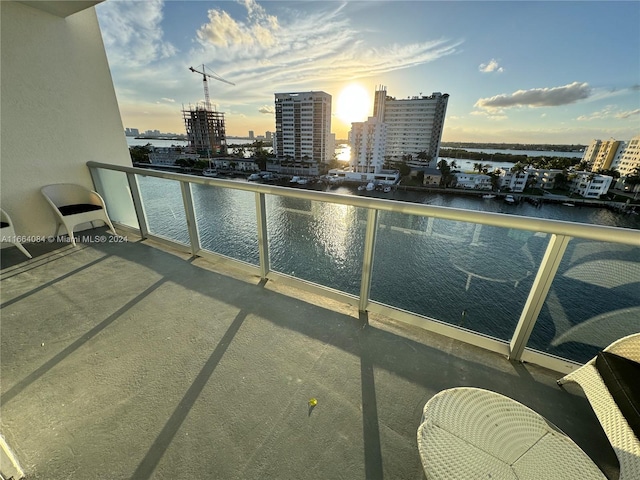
(1, 229), (619, 479)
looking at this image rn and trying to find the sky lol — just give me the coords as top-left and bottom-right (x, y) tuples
(96, 0), (640, 144)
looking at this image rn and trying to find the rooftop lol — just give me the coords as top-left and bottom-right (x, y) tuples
(0, 233), (619, 479)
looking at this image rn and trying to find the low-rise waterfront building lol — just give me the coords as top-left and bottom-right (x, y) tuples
(148, 146), (198, 166)
(569, 172), (613, 198)
(421, 167), (442, 187)
(454, 173), (492, 190)
(211, 157), (260, 172)
(327, 167), (399, 185)
(499, 170), (530, 192)
(530, 169), (564, 190)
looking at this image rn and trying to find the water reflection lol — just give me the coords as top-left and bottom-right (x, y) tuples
(335, 144), (351, 162)
(266, 195), (364, 294)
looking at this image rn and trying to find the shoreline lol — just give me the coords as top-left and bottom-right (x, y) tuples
(132, 163), (639, 213)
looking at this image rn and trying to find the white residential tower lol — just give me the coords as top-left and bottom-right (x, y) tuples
(274, 91), (332, 163)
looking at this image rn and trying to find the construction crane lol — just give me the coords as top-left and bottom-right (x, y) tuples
(189, 65), (235, 111)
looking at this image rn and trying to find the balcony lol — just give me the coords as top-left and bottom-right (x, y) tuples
(2, 162), (638, 479)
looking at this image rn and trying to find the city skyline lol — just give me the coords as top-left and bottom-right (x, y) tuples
(97, 0), (640, 144)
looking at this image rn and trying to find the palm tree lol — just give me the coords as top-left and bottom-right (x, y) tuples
(554, 172), (568, 190)
(510, 163), (525, 175)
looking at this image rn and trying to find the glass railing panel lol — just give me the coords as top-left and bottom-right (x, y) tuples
(370, 211), (550, 342)
(91, 168), (138, 228)
(528, 240), (640, 363)
(192, 184), (259, 265)
(136, 175), (189, 245)
(266, 195), (365, 295)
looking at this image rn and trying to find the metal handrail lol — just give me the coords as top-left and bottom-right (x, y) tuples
(88, 161), (639, 371)
(87, 161), (639, 246)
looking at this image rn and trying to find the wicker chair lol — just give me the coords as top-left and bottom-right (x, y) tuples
(558, 333), (640, 480)
(417, 387), (606, 479)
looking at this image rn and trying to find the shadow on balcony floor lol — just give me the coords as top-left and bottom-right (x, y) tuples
(0, 231), (619, 479)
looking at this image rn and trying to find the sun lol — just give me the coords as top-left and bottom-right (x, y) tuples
(336, 84), (371, 125)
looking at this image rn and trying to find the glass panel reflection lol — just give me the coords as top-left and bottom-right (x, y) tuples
(370, 211), (548, 342)
(529, 240), (640, 363)
(266, 195), (365, 295)
(136, 175), (189, 245)
(92, 168), (138, 228)
(192, 184), (259, 265)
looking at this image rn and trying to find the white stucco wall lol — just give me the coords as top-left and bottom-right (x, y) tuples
(1, 1), (130, 238)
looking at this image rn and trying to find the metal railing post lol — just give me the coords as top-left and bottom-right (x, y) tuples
(126, 173), (150, 239)
(509, 234), (572, 361)
(359, 208), (379, 312)
(180, 181), (201, 256)
(255, 192), (270, 279)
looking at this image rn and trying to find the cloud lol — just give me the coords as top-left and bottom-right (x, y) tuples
(161, 98), (176, 103)
(196, 0), (279, 47)
(616, 108), (640, 119)
(191, 2), (462, 102)
(258, 105), (275, 114)
(97, 0), (177, 68)
(98, 0), (464, 131)
(577, 105), (617, 121)
(479, 59), (504, 73)
(470, 110), (507, 121)
(577, 105), (640, 121)
(475, 82), (591, 111)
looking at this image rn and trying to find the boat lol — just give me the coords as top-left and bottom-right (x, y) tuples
(290, 176), (300, 183)
(202, 168), (218, 177)
(357, 184), (366, 191)
(562, 202), (575, 207)
(383, 186), (392, 193)
(297, 177), (308, 185)
(504, 195), (516, 204)
(247, 173), (262, 181)
(482, 194), (496, 199)
(365, 182), (375, 191)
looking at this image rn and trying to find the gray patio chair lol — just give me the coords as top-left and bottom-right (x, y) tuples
(41, 183), (115, 246)
(0, 208), (32, 258)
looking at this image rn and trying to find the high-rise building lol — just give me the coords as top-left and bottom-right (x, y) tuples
(611, 134), (640, 177)
(583, 138), (623, 172)
(265, 131), (272, 141)
(274, 91), (332, 163)
(350, 117), (387, 173)
(249, 130), (254, 140)
(372, 86), (448, 163)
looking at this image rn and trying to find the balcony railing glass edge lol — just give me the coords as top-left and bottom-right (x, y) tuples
(88, 162), (640, 374)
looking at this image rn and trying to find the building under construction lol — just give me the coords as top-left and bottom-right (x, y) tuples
(184, 65), (234, 156)
(182, 105), (228, 156)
